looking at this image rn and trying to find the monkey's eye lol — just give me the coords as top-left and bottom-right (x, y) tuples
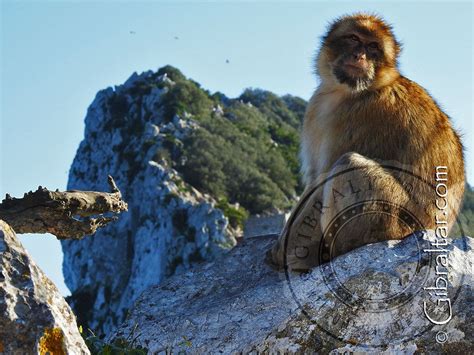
(368, 42), (379, 49)
(350, 34), (360, 42)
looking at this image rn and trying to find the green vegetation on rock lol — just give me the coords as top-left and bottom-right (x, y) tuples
(81, 326), (148, 355)
(154, 66), (304, 215)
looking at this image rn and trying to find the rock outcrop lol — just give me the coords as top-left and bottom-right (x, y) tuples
(243, 213), (289, 238)
(61, 69), (238, 335)
(111, 231), (473, 353)
(0, 220), (89, 354)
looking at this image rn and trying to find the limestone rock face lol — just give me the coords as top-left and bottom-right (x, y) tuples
(111, 232), (473, 353)
(61, 70), (237, 335)
(0, 220), (89, 354)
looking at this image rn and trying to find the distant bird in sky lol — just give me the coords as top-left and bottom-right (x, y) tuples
(226, 59), (230, 64)
(174, 36), (179, 40)
(129, 30), (136, 35)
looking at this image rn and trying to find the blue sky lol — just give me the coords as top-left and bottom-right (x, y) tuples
(1, 1), (472, 295)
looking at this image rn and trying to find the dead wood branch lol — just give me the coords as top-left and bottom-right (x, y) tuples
(0, 175), (128, 239)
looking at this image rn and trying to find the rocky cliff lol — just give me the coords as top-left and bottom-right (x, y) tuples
(62, 69), (240, 335)
(111, 231), (474, 353)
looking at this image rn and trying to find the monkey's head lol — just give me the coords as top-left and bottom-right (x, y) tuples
(317, 13), (401, 92)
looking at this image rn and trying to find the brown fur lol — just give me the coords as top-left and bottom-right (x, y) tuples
(269, 14), (465, 270)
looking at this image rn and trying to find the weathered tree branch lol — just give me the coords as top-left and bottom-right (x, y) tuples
(0, 175), (128, 239)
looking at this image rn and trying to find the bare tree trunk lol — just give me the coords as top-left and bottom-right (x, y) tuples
(0, 176), (127, 239)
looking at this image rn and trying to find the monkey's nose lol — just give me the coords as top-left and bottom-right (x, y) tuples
(344, 56), (369, 72)
(353, 52), (367, 61)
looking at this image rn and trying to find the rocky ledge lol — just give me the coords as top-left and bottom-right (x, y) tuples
(110, 231), (473, 353)
(0, 220), (89, 354)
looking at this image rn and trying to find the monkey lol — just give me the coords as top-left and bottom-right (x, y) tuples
(269, 13), (465, 271)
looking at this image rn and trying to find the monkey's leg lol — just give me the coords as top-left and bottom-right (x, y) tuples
(269, 152), (426, 271)
(320, 152), (425, 259)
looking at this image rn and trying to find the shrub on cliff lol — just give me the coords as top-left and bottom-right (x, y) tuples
(156, 66), (303, 214)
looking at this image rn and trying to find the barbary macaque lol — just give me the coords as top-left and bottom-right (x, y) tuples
(269, 13), (465, 271)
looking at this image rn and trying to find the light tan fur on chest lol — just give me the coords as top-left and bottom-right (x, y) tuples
(300, 86), (349, 184)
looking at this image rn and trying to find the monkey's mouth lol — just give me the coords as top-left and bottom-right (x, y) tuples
(342, 60), (369, 77)
(332, 57), (375, 91)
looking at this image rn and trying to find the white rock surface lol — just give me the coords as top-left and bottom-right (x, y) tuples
(62, 70), (237, 335)
(111, 231), (473, 353)
(0, 220), (89, 354)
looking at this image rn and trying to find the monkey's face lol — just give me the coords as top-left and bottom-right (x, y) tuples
(318, 15), (401, 92)
(330, 32), (380, 91)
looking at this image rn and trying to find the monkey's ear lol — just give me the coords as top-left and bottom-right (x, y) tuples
(384, 20), (402, 58)
(393, 38), (403, 59)
(395, 39), (403, 53)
